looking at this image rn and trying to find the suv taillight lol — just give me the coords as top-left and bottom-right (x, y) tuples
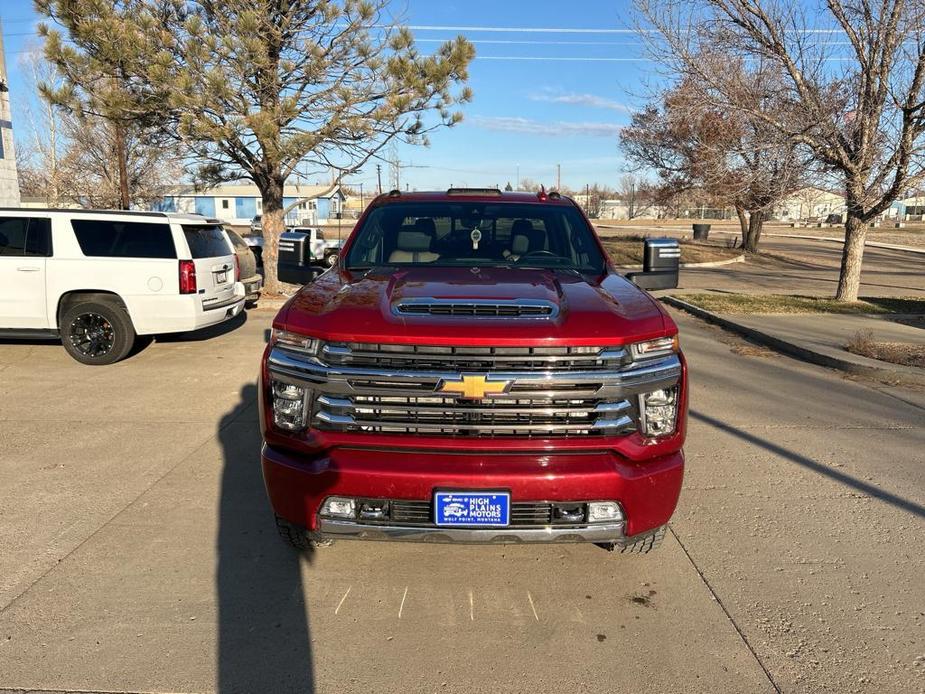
(179, 260), (197, 294)
(234, 254), (241, 282)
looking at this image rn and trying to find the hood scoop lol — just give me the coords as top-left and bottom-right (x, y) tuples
(394, 297), (558, 319)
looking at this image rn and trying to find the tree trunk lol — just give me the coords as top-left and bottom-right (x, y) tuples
(744, 209), (764, 252)
(114, 124), (130, 210)
(835, 211), (867, 302)
(259, 173), (286, 296)
(735, 204), (749, 248)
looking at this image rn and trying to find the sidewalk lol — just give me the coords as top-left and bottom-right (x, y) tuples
(663, 296), (925, 386)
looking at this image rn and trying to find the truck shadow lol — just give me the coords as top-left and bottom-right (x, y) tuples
(216, 383), (316, 693)
(690, 409), (925, 519)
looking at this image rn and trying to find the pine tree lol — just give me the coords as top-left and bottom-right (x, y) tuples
(147, 0), (474, 294)
(36, 0), (166, 209)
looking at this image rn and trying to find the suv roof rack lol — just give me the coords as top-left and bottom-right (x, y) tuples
(0, 207), (169, 218)
(446, 187), (502, 196)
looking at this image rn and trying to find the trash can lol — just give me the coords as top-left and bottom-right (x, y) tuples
(692, 223), (711, 240)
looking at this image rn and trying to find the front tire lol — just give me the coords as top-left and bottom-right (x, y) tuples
(275, 515), (334, 551)
(61, 299), (136, 365)
(324, 252), (338, 268)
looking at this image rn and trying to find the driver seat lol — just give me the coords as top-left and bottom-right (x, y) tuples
(506, 220), (545, 259)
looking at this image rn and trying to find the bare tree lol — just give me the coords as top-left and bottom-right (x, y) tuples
(621, 70), (803, 250)
(14, 47), (66, 205)
(58, 114), (184, 209)
(637, 0), (925, 300)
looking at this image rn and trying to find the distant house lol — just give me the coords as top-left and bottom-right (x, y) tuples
(774, 187), (846, 221)
(148, 183), (345, 227)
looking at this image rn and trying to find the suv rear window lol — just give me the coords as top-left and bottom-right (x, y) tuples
(72, 220), (176, 258)
(183, 225), (232, 258)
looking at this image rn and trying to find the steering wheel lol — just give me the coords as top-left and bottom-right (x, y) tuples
(516, 250), (571, 263)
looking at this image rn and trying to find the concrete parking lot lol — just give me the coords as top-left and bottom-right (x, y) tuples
(0, 306), (922, 693)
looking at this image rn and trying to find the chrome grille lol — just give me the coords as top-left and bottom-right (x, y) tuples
(267, 343), (682, 440)
(322, 342), (629, 372)
(314, 394), (636, 437)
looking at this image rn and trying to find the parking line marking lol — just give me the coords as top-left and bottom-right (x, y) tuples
(335, 586), (351, 615)
(527, 591), (539, 621)
(469, 590), (474, 621)
(399, 586), (409, 619)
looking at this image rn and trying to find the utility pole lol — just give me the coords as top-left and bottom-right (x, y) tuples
(516, 164), (520, 190)
(376, 164), (382, 195)
(556, 164), (561, 191)
(585, 183), (590, 215)
(359, 182), (364, 212)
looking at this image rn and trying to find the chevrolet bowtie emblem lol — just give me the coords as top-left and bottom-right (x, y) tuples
(436, 375), (512, 399)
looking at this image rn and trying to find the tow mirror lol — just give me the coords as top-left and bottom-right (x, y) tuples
(278, 230), (324, 285)
(626, 238), (680, 290)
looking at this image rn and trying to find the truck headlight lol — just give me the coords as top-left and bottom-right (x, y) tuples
(272, 380), (309, 430)
(639, 386), (679, 437)
(630, 335), (679, 360)
(272, 329), (320, 355)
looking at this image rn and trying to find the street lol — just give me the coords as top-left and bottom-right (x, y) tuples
(596, 223), (925, 298)
(0, 305), (922, 693)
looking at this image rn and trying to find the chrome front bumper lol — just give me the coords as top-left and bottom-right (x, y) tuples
(318, 518), (628, 544)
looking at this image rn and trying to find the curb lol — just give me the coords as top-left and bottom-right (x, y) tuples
(662, 296), (925, 386)
(615, 254), (746, 270)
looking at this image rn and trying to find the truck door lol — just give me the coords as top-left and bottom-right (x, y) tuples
(0, 216), (52, 329)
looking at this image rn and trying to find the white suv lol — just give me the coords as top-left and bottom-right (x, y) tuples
(0, 209), (246, 364)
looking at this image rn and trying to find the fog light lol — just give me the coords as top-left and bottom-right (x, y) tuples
(272, 380), (308, 430)
(320, 497), (356, 519)
(640, 386), (679, 437)
(588, 501), (624, 523)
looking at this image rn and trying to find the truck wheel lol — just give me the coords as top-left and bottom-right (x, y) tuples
(275, 515), (334, 551)
(324, 252), (337, 267)
(61, 299), (136, 365)
(619, 525), (666, 554)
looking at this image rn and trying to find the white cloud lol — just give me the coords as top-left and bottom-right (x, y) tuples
(529, 90), (632, 112)
(470, 116), (623, 138)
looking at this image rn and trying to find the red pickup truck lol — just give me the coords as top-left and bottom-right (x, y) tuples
(259, 189), (687, 553)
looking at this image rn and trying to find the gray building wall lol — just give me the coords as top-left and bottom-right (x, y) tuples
(0, 19), (22, 207)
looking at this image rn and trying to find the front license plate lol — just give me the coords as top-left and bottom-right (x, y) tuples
(434, 492), (510, 527)
(215, 270), (227, 284)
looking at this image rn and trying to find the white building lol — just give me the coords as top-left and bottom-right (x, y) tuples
(0, 21), (21, 207)
(774, 187), (846, 221)
(148, 183), (345, 227)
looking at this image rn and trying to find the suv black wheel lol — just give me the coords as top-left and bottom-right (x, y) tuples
(61, 298), (136, 365)
(324, 251), (338, 268)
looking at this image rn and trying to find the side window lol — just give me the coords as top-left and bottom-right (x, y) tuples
(0, 218), (52, 257)
(72, 220), (176, 258)
(0, 218), (27, 256)
(25, 218), (53, 257)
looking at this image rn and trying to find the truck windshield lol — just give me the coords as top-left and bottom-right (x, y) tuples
(345, 202), (606, 273)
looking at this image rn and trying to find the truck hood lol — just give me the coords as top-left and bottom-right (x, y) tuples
(279, 266), (671, 345)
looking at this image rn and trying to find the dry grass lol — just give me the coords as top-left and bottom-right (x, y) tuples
(676, 293), (925, 315)
(846, 330), (925, 368)
(602, 236), (742, 266)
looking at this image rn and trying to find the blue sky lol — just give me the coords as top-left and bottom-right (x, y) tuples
(2, 0), (653, 191)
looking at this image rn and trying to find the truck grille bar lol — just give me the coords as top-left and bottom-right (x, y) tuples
(268, 345), (682, 439)
(321, 342), (629, 372)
